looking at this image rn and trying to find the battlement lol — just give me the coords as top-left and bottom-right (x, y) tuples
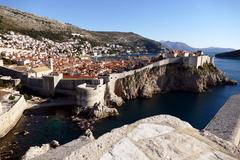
(0, 56), (214, 105)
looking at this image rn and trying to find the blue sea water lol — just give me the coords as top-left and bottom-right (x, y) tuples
(0, 58), (239, 159)
(93, 58), (240, 137)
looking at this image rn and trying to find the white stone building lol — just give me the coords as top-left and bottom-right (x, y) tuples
(29, 66), (52, 78)
(183, 55), (214, 68)
(0, 59), (3, 66)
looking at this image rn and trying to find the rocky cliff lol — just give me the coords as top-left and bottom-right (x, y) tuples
(76, 63), (237, 121)
(114, 63), (237, 100)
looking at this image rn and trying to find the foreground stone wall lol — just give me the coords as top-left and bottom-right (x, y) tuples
(26, 115), (239, 160)
(0, 96), (28, 138)
(205, 94), (240, 146)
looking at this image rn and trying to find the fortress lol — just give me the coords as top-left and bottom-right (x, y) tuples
(0, 55), (214, 109)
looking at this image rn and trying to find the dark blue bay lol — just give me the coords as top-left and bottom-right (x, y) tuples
(93, 58), (240, 137)
(0, 58), (239, 159)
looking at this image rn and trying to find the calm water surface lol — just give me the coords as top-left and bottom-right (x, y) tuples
(0, 58), (239, 159)
(0, 106), (84, 159)
(93, 58), (240, 137)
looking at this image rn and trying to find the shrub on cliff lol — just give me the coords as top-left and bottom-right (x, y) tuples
(2, 58), (17, 65)
(23, 94), (32, 100)
(198, 63), (218, 73)
(8, 95), (15, 100)
(16, 84), (33, 99)
(0, 79), (12, 88)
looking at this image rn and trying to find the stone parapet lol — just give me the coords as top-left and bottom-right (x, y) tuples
(0, 96), (28, 138)
(28, 115), (238, 160)
(205, 94), (240, 146)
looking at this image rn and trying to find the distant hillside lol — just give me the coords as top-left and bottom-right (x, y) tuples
(161, 41), (235, 56)
(215, 50), (240, 59)
(0, 5), (165, 53)
(160, 41), (196, 52)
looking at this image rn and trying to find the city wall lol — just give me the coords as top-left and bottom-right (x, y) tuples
(0, 66), (25, 79)
(108, 57), (182, 81)
(205, 94), (240, 146)
(76, 57), (183, 107)
(0, 96), (28, 138)
(0, 65), (103, 96)
(0, 56), (213, 107)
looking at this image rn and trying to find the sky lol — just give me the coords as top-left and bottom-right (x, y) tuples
(0, 0), (239, 49)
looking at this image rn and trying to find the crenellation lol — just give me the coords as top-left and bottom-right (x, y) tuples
(0, 55), (215, 106)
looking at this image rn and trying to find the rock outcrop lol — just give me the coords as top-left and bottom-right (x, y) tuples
(115, 64), (236, 99)
(23, 115), (239, 160)
(79, 102), (119, 119)
(22, 130), (94, 160)
(76, 63), (236, 120)
(22, 144), (51, 160)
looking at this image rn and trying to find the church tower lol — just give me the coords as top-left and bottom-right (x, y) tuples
(48, 56), (53, 70)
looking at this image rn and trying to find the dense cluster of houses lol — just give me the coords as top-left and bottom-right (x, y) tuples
(0, 31), (152, 78)
(0, 31), (138, 58)
(0, 31), (210, 79)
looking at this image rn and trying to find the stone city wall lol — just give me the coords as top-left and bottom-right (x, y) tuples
(56, 79), (103, 91)
(0, 66), (25, 79)
(0, 96), (28, 138)
(55, 78), (104, 96)
(0, 65), (104, 96)
(108, 57), (182, 81)
(205, 94), (240, 146)
(0, 56), (214, 102)
(26, 77), (43, 89)
(76, 57), (183, 108)
(76, 83), (106, 107)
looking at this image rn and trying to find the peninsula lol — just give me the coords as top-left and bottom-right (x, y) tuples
(215, 50), (240, 59)
(0, 6), (237, 138)
(0, 5), (239, 160)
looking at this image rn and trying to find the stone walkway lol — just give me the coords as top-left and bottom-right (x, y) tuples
(206, 94), (240, 146)
(29, 115), (238, 160)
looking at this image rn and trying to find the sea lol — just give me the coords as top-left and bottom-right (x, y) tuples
(0, 58), (239, 159)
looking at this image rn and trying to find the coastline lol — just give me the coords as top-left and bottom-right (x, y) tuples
(75, 62), (237, 121)
(0, 96), (28, 138)
(0, 58), (239, 159)
(24, 97), (240, 160)
(0, 57), (237, 137)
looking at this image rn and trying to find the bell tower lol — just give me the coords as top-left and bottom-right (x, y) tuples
(48, 56), (53, 70)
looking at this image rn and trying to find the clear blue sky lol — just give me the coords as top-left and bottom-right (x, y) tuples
(0, 0), (239, 49)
